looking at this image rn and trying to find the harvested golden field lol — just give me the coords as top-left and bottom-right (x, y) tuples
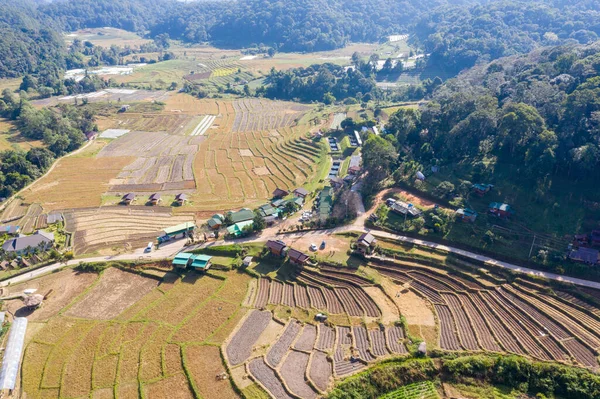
(21, 141), (134, 211)
(20, 268), (249, 399)
(0, 118), (44, 152)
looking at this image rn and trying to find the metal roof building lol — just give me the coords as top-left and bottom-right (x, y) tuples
(0, 317), (28, 391)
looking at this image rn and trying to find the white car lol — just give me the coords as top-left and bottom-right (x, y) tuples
(310, 243), (318, 251)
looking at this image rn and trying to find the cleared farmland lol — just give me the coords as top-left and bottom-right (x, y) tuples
(20, 268), (250, 399)
(64, 206), (194, 255)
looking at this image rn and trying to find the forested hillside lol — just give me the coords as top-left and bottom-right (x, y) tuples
(0, 0), (65, 80)
(415, 0), (600, 75)
(386, 42), (600, 207)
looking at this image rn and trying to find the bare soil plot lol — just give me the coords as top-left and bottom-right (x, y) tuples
(386, 326), (408, 354)
(316, 324), (335, 351)
(293, 324), (317, 352)
(309, 350), (332, 392)
(363, 286), (399, 324)
(442, 293), (480, 351)
(353, 326), (376, 361)
(255, 278), (270, 308)
(266, 321), (301, 367)
(184, 345), (239, 399)
(231, 98), (309, 132)
(172, 299), (238, 343)
(4, 269), (98, 321)
(226, 310), (272, 366)
(369, 329), (390, 357)
(436, 305), (462, 351)
(65, 268), (159, 319)
(280, 351), (318, 399)
(248, 357), (293, 399)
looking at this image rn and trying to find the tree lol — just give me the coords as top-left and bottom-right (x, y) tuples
(253, 212), (266, 232)
(362, 135), (398, 192)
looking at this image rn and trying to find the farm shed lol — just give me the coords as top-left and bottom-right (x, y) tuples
(160, 222), (196, 242)
(357, 233), (377, 252)
(243, 256), (253, 267)
(227, 209), (255, 225)
(148, 193), (161, 205)
(2, 231), (54, 255)
(175, 193), (188, 206)
(329, 177), (344, 188)
(264, 215), (277, 226)
(288, 248), (310, 266)
(569, 248), (599, 265)
(271, 199), (284, 208)
(0, 317), (27, 391)
(23, 294), (44, 309)
(456, 208), (478, 223)
(472, 184), (493, 196)
(266, 240), (288, 257)
(353, 130), (363, 146)
(318, 186), (333, 221)
(0, 225), (20, 236)
(227, 221), (254, 237)
(121, 193), (135, 205)
(489, 202), (512, 218)
(190, 254), (213, 271)
(172, 253), (194, 268)
(293, 188), (309, 198)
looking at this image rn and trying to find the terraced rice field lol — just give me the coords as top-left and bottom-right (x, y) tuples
(20, 268), (250, 399)
(64, 206), (194, 254)
(368, 257), (600, 369)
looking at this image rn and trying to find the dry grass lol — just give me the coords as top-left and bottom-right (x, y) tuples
(172, 299), (239, 343)
(143, 373), (195, 399)
(184, 345), (239, 399)
(0, 118), (44, 151)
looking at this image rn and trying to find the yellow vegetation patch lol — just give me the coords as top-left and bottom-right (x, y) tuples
(172, 299), (239, 343)
(143, 373), (194, 399)
(184, 345), (239, 399)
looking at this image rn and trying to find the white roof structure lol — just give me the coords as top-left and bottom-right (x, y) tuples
(100, 129), (131, 139)
(0, 317), (28, 390)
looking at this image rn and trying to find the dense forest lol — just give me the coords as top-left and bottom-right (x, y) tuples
(414, 0), (600, 75)
(383, 42), (600, 198)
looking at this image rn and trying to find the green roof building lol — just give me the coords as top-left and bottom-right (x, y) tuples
(162, 222), (196, 237)
(190, 254), (213, 270)
(227, 209), (255, 225)
(172, 253), (194, 268)
(227, 220), (254, 237)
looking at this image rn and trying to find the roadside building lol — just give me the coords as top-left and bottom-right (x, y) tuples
(148, 193), (161, 205)
(489, 202), (512, 218)
(158, 222), (196, 243)
(356, 232), (377, 253)
(293, 188), (309, 198)
(226, 220), (254, 237)
(569, 247), (599, 265)
(172, 253), (194, 268)
(0, 225), (20, 236)
(472, 184), (493, 197)
(288, 248), (310, 266)
(175, 193), (188, 206)
(121, 193), (135, 205)
(258, 204), (279, 218)
(227, 208), (255, 225)
(456, 208), (478, 223)
(272, 188), (289, 199)
(2, 231), (54, 255)
(189, 254), (213, 271)
(266, 240), (288, 257)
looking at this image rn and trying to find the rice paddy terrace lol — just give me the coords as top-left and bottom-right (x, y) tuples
(10, 237), (600, 398)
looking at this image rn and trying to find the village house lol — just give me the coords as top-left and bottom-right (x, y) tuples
(266, 240), (288, 257)
(317, 186), (333, 221)
(293, 188), (309, 198)
(226, 220), (254, 237)
(472, 184), (494, 197)
(243, 256), (253, 267)
(569, 247), (599, 265)
(207, 214), (225, 230)
(2, 231), (55, 255)
(356, 232), (377, 253)
(390, 201), (422, 217)
(175, 193), (188, 206)
(456, 208), (478, 223)
(189, 254), (213, 271)
(227, 208), (255, 225)
(158, 222), (196, 243)
(329, 177), (344, 189)
(348, 155), (362, 175)
(489, 202), (512, 218)
(272, 188), (289, 199)
(121, 193), (135, 205)
(148, 193), (161, 205)
(287, 248), (310, 266)
(258, 204), (279, 218)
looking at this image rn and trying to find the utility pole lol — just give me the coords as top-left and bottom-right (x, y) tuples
(529, 234), (537, 258)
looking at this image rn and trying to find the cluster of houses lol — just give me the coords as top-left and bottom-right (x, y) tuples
(569, 230), (600, 265)
(0, 223), (55, 257)
(454, 184), (512, 223)
(206, 188), (310, 237)
(121, 193), (188, 206)
(265, 240), (311, 266)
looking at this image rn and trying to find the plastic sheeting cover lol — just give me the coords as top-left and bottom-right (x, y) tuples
(0, 317), (28, 390)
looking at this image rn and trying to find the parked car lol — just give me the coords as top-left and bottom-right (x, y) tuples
(310, 243), (318, 251)
(320, 241), (326, 250)
(385, 198), (396, 206)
